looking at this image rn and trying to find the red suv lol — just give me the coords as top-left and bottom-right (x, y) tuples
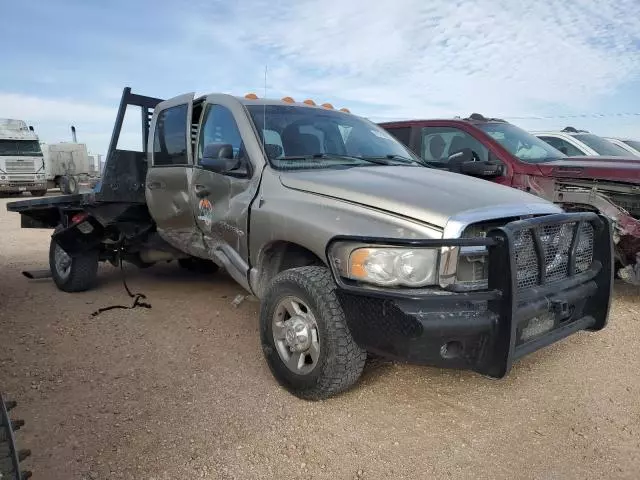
(379, 114), (640, 284)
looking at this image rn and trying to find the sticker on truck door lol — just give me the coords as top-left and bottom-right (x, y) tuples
(197, 198), (213, 228)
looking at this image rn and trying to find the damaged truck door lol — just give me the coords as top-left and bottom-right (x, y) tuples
(187, 97), (262, 291)
(146, 94), (196, 248)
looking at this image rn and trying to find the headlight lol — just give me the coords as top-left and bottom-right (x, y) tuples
(329, 243), (438, 287)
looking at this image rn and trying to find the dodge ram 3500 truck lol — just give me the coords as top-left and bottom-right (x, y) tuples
(7, 90), (613, 400)
(380, 114), (640, 285)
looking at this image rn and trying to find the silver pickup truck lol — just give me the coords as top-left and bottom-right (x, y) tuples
(7, 88), (613, 400)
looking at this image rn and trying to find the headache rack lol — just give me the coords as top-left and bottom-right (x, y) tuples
(98, 87), (164, 203)
(6, 87), (166, 228)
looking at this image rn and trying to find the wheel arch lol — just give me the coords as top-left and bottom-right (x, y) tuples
(251, 240), (326, 299)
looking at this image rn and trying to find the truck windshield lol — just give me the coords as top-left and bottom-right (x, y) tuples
(573, 134), (631, 156)
(0, 140), (43, 156)
(477, 123), (566, 163)
(246, 105), (421, 169)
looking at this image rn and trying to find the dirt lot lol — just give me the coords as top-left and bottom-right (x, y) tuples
(1, 196), (639, 480)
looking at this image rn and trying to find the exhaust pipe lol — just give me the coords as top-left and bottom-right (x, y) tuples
(22, 269), (52, 279)
(71, 125), (77, 143)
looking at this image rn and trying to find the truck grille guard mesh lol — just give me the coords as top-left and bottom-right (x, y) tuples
(512, 221), (594, 292)
(456, 217), (596, 293)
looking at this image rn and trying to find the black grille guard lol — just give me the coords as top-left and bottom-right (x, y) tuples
(326, 211), (614, 378)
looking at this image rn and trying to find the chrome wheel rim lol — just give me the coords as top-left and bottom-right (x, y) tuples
(54, 244), (72, 280)
(272, 296), (320, 375)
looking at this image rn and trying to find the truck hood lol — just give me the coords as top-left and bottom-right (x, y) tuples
(279, 166), (556, 228)
(561, 155), (640, 164)
(537, 158), (640, 184)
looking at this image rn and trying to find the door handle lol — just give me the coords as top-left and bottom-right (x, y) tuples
(147, 181), (164, 190)
(194, 184), (210, 198)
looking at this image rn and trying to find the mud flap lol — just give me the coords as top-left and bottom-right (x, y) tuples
(53, 216), (105, 256)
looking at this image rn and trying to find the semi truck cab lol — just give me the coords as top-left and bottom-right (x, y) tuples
(0, 119), (47, 196)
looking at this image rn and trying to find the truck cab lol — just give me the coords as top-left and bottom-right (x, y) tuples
(380, 114), (640, 284)
(0, 119), (47, 196)
(7, 92), (614, 400)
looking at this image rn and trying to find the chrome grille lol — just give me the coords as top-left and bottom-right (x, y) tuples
(4, 174), (36, 181)
(4, 159), (36, 172)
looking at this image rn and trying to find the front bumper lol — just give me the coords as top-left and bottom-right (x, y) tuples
(329, 212), (613, 378)
(0, 181), (46, 192)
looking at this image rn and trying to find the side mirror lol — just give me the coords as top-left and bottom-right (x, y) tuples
(201, 143), (235, 173)
(264, 143), (283, 159)
(448, 148), (503, 177)
(459, 161), (503, 177)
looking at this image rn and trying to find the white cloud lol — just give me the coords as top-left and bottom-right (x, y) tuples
(187, 0), (640, 119)
(2, 0), (639, 156)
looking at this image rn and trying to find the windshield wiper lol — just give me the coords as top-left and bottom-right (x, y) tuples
(278, 153), (364, 162)
(359, 154), (423, 166)
(274, 153), (423, 167)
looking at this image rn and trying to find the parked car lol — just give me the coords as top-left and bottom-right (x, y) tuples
(379, 114), (640, 285)
(603, 137), (640, 157)
(533, 127), (632, 157)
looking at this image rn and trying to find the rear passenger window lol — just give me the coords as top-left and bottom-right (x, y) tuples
(153, 104), (189, 166)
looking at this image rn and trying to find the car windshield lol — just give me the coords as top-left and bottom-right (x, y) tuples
(622, 140), (640, 152)
(477, 123), (566, 163)
(573, 134), (630, 156)
(0, 140), (43, 156)
(246, 104), (421, 170)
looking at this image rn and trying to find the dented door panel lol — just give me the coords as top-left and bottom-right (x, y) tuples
(145, 93), (196, 253)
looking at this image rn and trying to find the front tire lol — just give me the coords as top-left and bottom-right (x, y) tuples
(31, 189), (47, 197)
(49, 226), (99, 292)
(260, 266), (366, 400)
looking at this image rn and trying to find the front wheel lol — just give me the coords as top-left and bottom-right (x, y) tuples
(260, 266), (367, 400)
(31, 189), (47, 197)
(49, 226), (99, 292)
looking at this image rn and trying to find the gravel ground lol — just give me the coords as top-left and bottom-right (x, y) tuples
(1, 195), (639, 480)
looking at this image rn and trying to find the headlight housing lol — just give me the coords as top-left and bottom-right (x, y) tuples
(328, 242), (439, 288)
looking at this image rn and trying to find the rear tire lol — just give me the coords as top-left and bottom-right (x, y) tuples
(260, 266), (366, 400)
(60, 175), (78, 195)
(49, 225), (99, 292)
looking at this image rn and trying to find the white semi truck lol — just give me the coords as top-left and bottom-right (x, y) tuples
(41, 127), (102, 194)
(41, 142), (100, 194)
(0, 118), (47, 196)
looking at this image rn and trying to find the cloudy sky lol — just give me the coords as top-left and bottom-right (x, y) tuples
(2, 0), (639, 155)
